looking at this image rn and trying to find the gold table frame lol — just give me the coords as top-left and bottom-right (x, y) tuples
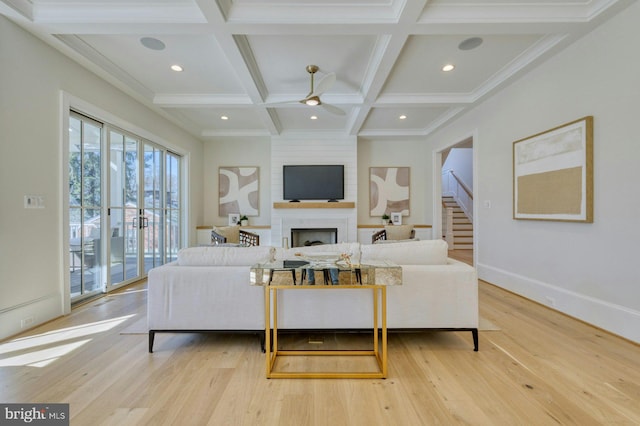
(264, 284), (388, 379)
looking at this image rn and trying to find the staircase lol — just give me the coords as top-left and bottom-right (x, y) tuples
(442, 196), (473, 250)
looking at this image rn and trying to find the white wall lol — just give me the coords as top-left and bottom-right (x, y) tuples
(425, 2), (640, 343)
(443, 148), (473, 192)
(0, 17), (204, 340)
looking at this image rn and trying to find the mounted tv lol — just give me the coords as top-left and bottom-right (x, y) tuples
(283, 165), (344, 201)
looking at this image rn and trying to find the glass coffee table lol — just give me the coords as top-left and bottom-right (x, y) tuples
(250, 260), (402, 379)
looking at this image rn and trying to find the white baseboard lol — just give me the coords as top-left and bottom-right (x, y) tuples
(0, 293), (62, 341)
(477, 263), (640, 344)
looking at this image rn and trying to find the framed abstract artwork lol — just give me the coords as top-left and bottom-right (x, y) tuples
(513, 116), (593, 222)
(369, 167), (410, 217)
(219, 166), (259, 217)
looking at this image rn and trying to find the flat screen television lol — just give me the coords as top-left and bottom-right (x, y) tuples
(283, 165), (344, 201)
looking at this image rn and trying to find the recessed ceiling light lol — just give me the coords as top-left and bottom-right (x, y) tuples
(140, 37), (165, 51)
(220, 115), (229, 120)
(442, 64), (455, 72)
(458, 37), (483, 51)
(399, 115), (407, 120)
(170, 64), (183, 72)
(310, 115), (318, 120)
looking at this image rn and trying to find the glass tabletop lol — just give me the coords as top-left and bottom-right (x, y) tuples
(250, 260), (402, 287)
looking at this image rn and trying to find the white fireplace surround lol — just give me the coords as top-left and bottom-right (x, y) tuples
(270, 136), (358, 246)
(282, 218), (349, 247)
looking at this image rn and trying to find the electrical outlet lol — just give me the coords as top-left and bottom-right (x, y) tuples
(483, 200), (491, 208)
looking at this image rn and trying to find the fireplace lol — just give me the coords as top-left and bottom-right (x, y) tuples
(279, 217), (350, 247)
(291, 228), (337, 247)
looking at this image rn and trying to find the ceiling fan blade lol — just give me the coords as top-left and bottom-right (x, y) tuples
(263, 99), (303, 106)
(321, 103), (346, 116)
(311, 72), (336, 97)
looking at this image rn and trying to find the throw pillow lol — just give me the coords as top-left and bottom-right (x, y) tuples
(384, 224), (413, 240)
(213, 225), (240, 244)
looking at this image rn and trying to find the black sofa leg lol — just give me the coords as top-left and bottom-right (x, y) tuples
(472, 328), (478, 351)
(260, 331), (266, 353)
(149, 331), (156, 353)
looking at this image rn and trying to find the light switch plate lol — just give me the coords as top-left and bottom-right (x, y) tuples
(24, 195), (45, 209)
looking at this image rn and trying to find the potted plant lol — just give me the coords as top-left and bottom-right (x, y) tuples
(239, 215), (249, 226)
(381, 214), (390, 225)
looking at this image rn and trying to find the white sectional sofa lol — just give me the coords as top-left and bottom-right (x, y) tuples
(147, 239), (478, 352)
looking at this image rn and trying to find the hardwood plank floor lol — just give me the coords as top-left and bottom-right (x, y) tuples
(1, 251), (639, 425)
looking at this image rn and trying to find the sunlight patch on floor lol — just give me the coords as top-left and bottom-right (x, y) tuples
(0, 315), (135, 367)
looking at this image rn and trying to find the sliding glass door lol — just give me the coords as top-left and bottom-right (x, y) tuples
(68, 111), (183, 300)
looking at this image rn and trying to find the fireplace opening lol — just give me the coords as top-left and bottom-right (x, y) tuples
(291, 228), (338, 247)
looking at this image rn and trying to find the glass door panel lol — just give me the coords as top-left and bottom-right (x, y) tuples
(142, 143), (164, 274)
(108, 131), (140, 288)
(165, 153), (181, 262)
(68, 113), (104, 300)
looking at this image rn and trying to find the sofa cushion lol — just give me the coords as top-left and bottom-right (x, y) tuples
(375, 238), (420, 244)
(213, 225), (240, 244)
(384, 224), (414, 240)
(274, 242), (361, 264)
(177, 246), (274, 266)
(361, 239), (448, 265)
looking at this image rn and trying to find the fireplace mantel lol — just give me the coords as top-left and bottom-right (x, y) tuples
(273, 202), (355, 209)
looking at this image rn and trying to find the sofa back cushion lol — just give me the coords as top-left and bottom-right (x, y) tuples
(361, 239), (448, 265)
(178, 246), (275, 266)
(274, 242), (361, 264)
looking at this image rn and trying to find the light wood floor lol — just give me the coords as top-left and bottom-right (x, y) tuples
(1, 250), (639, 425)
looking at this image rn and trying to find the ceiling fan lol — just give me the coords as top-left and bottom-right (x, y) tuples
(268, 65), (346, 116)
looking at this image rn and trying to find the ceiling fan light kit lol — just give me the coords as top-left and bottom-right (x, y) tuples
(304, 96), (320, 106)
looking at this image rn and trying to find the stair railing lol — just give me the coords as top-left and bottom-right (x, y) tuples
(441, 169), (473, 222)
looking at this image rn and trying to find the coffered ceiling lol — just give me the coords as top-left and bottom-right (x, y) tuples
(0, 0), (630, 140)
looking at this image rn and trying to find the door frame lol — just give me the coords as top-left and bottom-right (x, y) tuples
(432, 131), (478, 266)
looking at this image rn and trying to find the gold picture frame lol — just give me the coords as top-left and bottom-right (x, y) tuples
(513, 116), (593, 222)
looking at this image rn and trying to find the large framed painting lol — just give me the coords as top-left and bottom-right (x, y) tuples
(513, 116), (593, 222)
(219, 166), (259, 217)
(369, 167), (410, 217)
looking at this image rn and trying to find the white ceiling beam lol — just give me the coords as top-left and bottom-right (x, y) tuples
(347, 0), (429, 135)
(193, 0), (280, 135)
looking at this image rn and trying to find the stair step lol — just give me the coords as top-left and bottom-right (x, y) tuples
(443, 196), (473, 250)
(453, 218), (471, 224)
(453, 224), (473, 230)
(454, 237), (474, 243)
(453, 244), (473, 250)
